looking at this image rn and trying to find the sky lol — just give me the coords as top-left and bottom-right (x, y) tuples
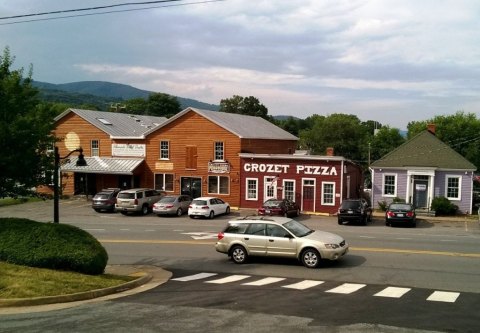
(1, 0), (480, 130)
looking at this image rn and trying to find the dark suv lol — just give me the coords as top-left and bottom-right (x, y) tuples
(92, 188), (121, 212)
(337, 198), (372, 225)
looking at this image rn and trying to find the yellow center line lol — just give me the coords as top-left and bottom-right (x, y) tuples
(98, 239), (480, 258)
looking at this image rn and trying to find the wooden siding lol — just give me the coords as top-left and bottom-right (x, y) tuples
(241, 139), (297, 154)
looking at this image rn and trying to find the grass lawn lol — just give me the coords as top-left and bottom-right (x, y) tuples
(0, 262), (134, 299)
(0, 197), (45, 207)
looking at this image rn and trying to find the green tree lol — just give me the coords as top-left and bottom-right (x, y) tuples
(407, 111), (480, 170)
(124, 98), (148, 115)
(146, 93), (181, 118)
(369, 126), (405, 163)
(299, 113), (369, 163)
(219, 95), (269, 119)
(0, 47), (56, 197)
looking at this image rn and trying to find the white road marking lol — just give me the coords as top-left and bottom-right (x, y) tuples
(84, 228), (105, 231)
(326, 283), (366, 294)
(359, 236), (375, 239)
(120, 229), (130, 231)
(172, 273), (218, 282)
(282, 280), (324, 290)
(145, 229), (156, 232)
(205, 275), (251, 284)
(374, 287), (411, 298)
(242, 277), (286, 286)
(182, 232), (218, 240)
(427, 291), (460, 303)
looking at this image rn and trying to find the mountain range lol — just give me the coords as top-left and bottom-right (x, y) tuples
(32, 80), (220, 112)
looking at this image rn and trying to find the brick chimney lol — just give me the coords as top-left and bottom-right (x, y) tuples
(326, 147), (334, 156)
(427, 123), (436, 135)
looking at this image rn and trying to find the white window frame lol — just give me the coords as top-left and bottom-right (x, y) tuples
(383, 173), (397, 197)
(208, 175), (230, 195)
(321, 182), (335, 206)
(214, 141), (224, 161)
(282, 179), (295, 202)
(264, 176), (277, 201)
(160, 140), (170, 160)
(91, 139), (99, 157)
(245, 178), (258, 201)
(445, 175), (462, 201)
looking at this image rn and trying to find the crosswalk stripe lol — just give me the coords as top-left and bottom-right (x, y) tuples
(171, 273), (218, 282)
(326, 283), (366, 294)
(427, 291), (460, 303)
(374, 287), (411, 298)
(242, 277), (286, 286)
(282, 280), (324, 290)
(205, 275), (251, 284)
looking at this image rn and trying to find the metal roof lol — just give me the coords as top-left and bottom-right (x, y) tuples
(145, 107), (299, 140)
(55, 109), (167, 138)
(61, 156), (144, 175)
(370, 131), (477, 170)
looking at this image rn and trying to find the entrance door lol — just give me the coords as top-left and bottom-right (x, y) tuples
(264, 176), (277, 202)
(302, 179), (315, 212)
(74, 173), (96, 195)
(181, 177), (202, 199)
(413, 179), (429, 208)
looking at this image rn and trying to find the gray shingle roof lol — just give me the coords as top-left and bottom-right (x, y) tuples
(55, 109), (167, 138)
(61, 156), (144, 175)
(371, 131), (476, 170)
(145, 107), (299, 140)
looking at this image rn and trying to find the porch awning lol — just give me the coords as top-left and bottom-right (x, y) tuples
(60, 156), (144, 175)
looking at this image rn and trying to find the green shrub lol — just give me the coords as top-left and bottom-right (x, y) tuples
(0, 218), (108, 275)
(392, 197), (405, 203)
(430, 197), (458, 216)
(378, 200), (388, 211)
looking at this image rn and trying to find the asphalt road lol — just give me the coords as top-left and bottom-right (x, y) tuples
(1, 198), (479, 332)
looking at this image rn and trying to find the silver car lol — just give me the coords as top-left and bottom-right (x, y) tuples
(215, 216), (348, 268)
(115, 188), (165, 215)
(152, 195), (192, 216)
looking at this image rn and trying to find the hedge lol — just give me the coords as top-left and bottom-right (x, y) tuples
(0, 218), (108, 275)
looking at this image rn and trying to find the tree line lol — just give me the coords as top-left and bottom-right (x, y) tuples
(1, 47), (480, 197)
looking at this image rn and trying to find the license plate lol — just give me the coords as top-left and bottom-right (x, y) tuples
(348, 210), (353, 214)
(397, 213), (404, 217)
(265, 209), (271, 214)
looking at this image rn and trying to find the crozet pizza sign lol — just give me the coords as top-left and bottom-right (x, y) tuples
(243, 163), (337, 176)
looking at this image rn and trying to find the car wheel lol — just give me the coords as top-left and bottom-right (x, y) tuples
(367, 212), (372, 222)
(120, 211), (128, 216)
(141, 205), (149, 215)
(411, 221), (417, 228)
(361, 215), (367, 226)
(230, 245), (248, 264)
(284, 211), (289, 218)
(189, 215), (195, 219)
(338, 218), (342, 225)
(385, 220), (390, 226)
(301, 248), (321, 268)
(296, 208), (300, 217)
(225, 207), (230, 215)
(176, 208), (183, 217)
(209, 211), (215, 219)
(94, 209), (101, 213)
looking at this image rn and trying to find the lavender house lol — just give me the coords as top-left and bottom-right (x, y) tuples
(370, 125), (477, 214)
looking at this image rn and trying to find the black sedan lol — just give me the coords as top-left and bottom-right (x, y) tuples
(385, 203), (416, 227)
(257, 199), (300, 218)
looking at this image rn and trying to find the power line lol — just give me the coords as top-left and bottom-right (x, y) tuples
(0, 0), (226, 25)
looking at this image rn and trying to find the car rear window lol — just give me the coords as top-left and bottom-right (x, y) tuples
(341, 201), (361, 209)
(94, 193), (110, 199)
(389, 204), (412, 210)
(264, 200), (281, 207)
(192, 200), (207, 205)
(160, 196), (176, 203)
(118, 193), (135, 199)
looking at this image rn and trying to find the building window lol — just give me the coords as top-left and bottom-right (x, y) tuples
(91, 140), (99, 156)
(214, 142), (224, 161)
(208, 175), (229, 194)
(246, 178), (258, 200)
(322, 182), (335, 205)
(283, 180), (295, 202)
(155, 173), (174, 191)
(383, 174), (396, 196)
(446, 175), (461, 200)
(160, 140), (169, 160)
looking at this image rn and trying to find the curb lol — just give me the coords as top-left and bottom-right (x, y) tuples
(0, 271), (152, 308)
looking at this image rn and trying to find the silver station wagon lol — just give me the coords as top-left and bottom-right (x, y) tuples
(215, 216), (348, 268)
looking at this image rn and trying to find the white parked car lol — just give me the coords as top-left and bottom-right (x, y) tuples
(188, 197), (230, 219)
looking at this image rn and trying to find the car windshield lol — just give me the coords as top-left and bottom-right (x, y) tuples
(341, 201), (361, 209)
(192, 200), (207, 205)
(264, 200), (281, 207)
(94, 193), (110, 199)
(389, 204), (412, 210)
(282, 219), (314, 237)
(160, 196), (176, 203)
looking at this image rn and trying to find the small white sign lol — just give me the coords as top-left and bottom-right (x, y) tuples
(112, 143), (146, 157)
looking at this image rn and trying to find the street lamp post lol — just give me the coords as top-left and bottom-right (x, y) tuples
(53, 146), (87, 223)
